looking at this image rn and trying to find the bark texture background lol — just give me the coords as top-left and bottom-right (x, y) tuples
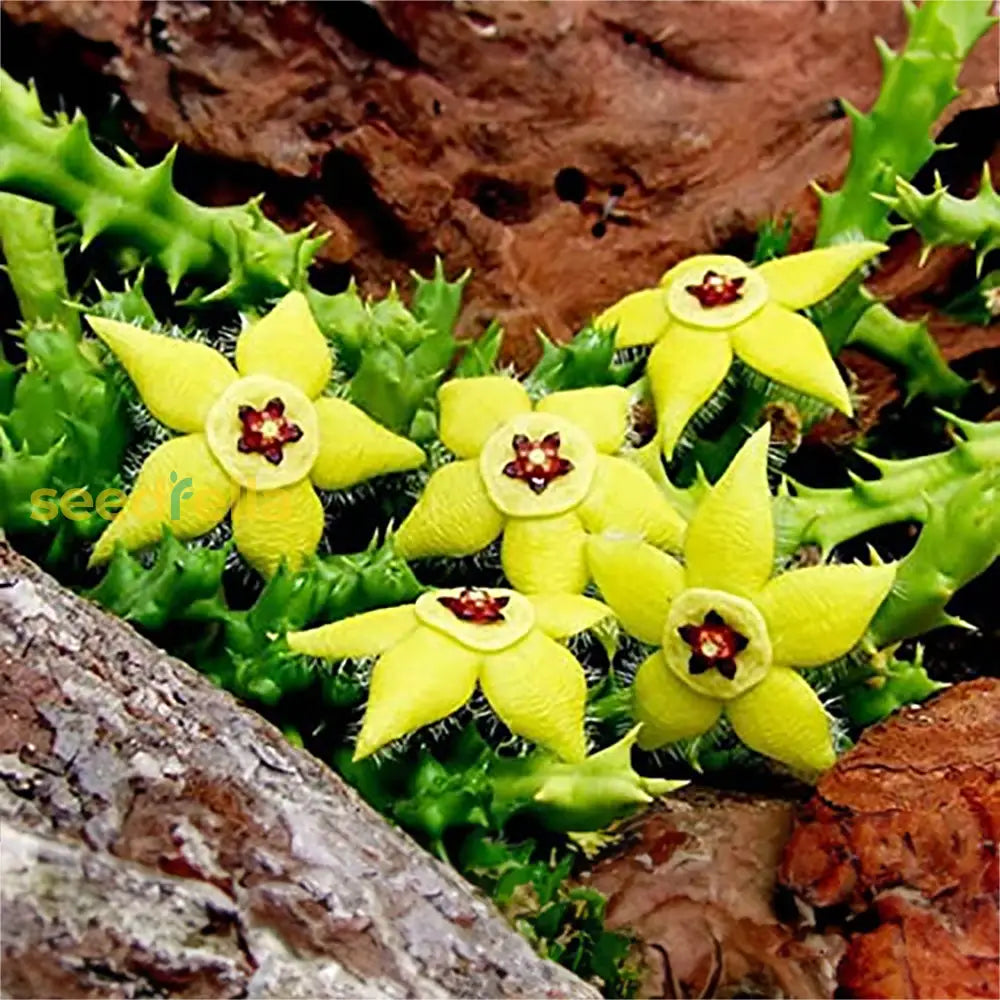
(578, 680), (1000, 999)
(780, 677), (1000, 1000)
(0, 543), (597, 1000)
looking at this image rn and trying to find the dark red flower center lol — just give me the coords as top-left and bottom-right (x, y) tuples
(678, 610), (749, 681)
(685, 270), (746, 308)
(438, 588), (510, 624)
(502, 433), (574, 495)
(237, 397), (303, 466)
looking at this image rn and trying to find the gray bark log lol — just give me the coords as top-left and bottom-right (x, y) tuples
(0, 542), (597, 999)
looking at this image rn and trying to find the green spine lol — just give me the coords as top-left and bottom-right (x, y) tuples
(0, 72), (325, 306)
(814, 0), (995, 246)
(775, 413), (1000, 555)
(0, 193), (80, 335)
(881, 168), (1000, 274)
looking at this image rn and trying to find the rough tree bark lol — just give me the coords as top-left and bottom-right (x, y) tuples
(0, 543), (597, 1000)
(577, 680), (1000, 999)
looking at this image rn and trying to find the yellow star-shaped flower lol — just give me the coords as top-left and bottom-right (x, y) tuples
(394, 375), (686, 593)
(596, 243), (886, 458)
(587, 426), (896, 773)
(288, 587), (613, 761)
(87, 292), (425, 576)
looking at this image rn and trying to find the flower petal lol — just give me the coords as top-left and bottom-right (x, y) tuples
(527, 593), (613, 639)
(755, 242), (887, 311)
(87, 317), (237, 433)
(481, 629), (587, 761)
(684, 425), (773, 598)
(586, 536), (684, 645)
(355, 626), (479, 760)
(235, 291), (332, 398)
(726, 667), (835, 773)
(438, 375), (531, 458)
(395, 461), (504, 559)
(633, 651), (721, 749)
(90, 435), (236, 565)
(502, 512), (589, 594)
(578, 455), (686, 550)
(310, 396), (425, 491)
(730, 303), (852, 415)
(647, 323), (732, 459)
(536, 386), (631, 454)
(594, 287), (671, 349)
(286, 605), (419, 660)
(756, 562), (896, 667)
(231, 478), (324, 577)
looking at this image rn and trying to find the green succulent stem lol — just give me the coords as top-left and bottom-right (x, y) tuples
(0, 72), (324, 306)
(868, 466), (1000, 647)
(0, 193), (80, 336)
(814, 0), (995, 247)
(775, 413), (1000, 556)
(844, 297), (970, 401)
(882, 168), (1000, 274)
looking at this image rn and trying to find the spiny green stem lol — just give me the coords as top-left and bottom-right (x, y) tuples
(881, 167), (1000, 274)
(845, 297), (969, 401)
(868, 466), (1000, 647)
(814, 0), (995, 246)
(0, 193), (80, 335)
(0, 71), (324, 307)
(774, 413), (1000, 556)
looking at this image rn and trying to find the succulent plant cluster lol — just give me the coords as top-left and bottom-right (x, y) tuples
(0, 1), (996, 993)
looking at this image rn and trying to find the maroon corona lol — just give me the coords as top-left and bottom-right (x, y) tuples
(502, 432), (574, 494)
(685, 270), (746, 308)
(237, 397), (303, 465)
(678, 610), (749, 680)
(438, 588), (510, 624)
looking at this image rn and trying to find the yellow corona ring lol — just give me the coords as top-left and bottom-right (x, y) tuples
(288, 588), (614, 761)
(588, 426), (896, 773)
(596, 243), (887, 458)
(394, 375), (686, 594)
(86, 292), (425, 576)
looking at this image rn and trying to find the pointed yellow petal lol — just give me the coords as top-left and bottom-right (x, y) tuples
(231, 478), (324, 577)
(395, 461), (504, 559)
(726, 667), (835, 773)
(755, 242), (887, 310)
(536, 386), (631, 454)
(355, 627), (479, 760)
(310, 396), (425, 491)
(287, 606), (419, 660)
(730, 303), (852, 414)
(684, 425), (773, 598)
(90, 434), (236, 565)
(438, 375), (531, 458)
(235, 291), (332, 398)
(578, 455), (686, 550)
(647, 324), (731, 460)
(633, 651), (721, 749)
(594, 287), (671, 349)
(502, 512), (589, 594)
(87, 317), (237, 433)
(756, 562), (895, 667)
(481, 629), (587, 761)
(527, 593), (613, 639)
(586, 536), (684, 645)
